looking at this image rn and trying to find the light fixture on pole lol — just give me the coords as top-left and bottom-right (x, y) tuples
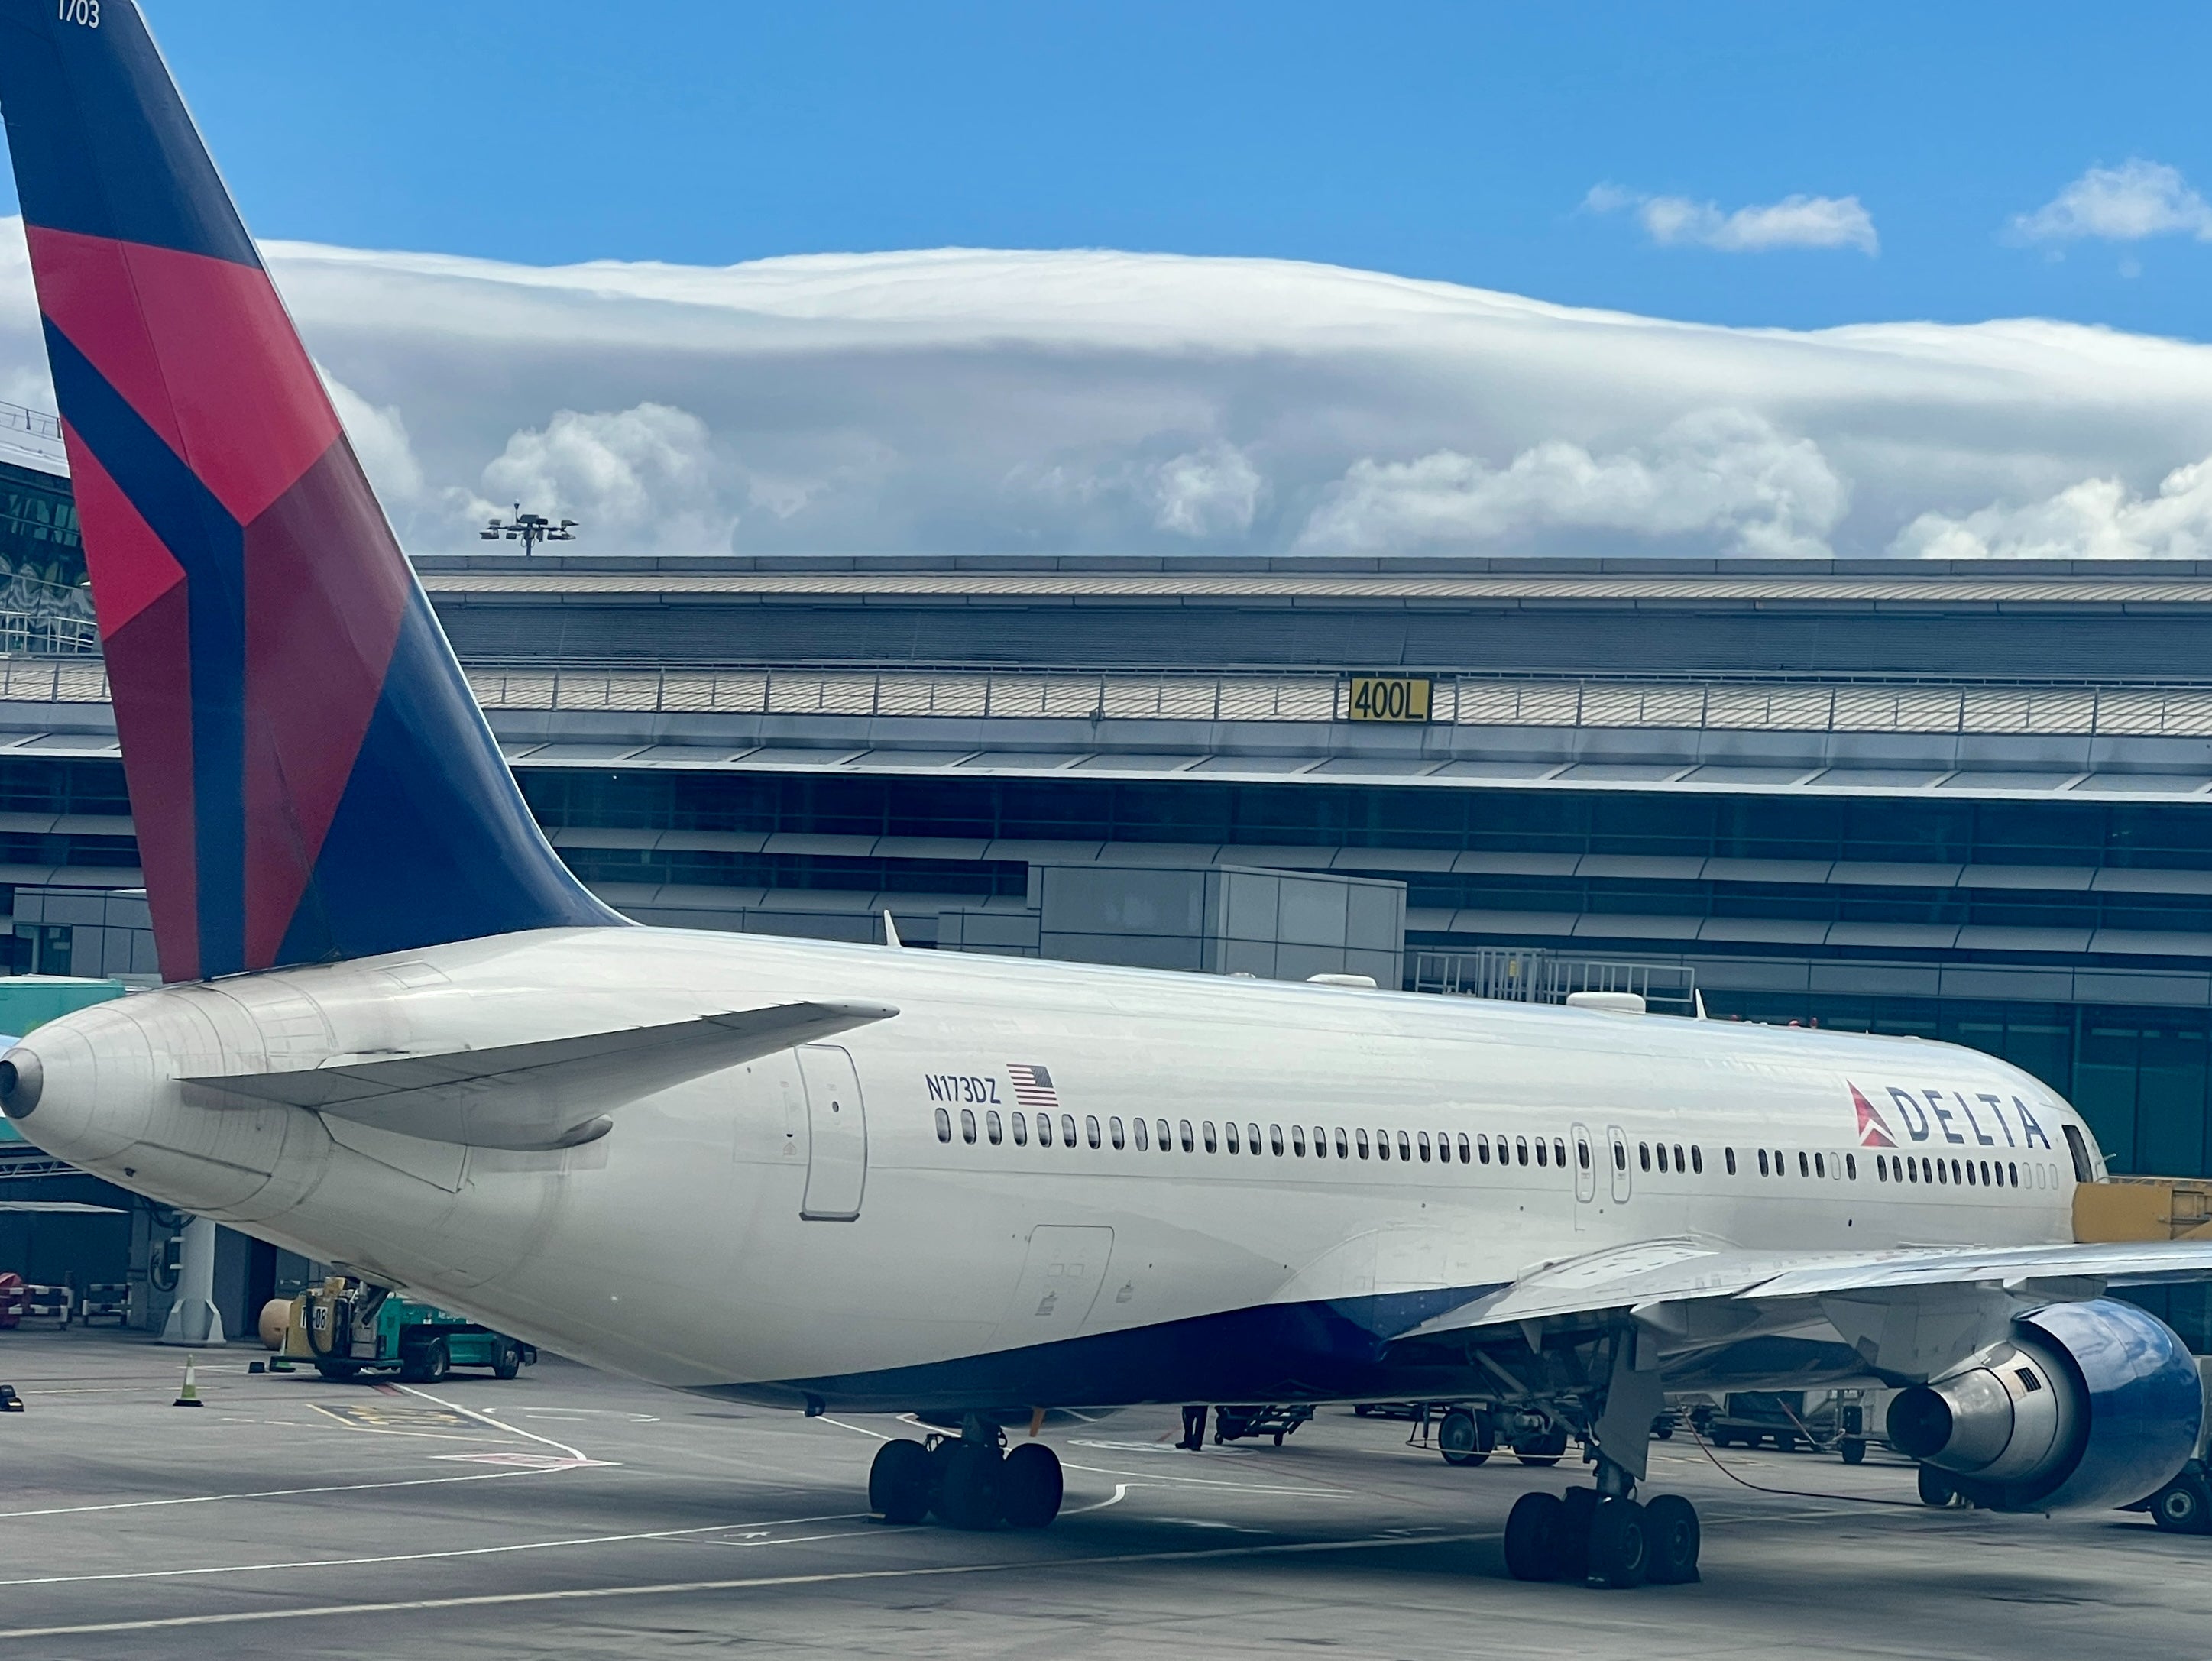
(480, 504), (578, 557)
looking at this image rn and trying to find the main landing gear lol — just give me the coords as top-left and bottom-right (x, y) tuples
(1503, 1468), (1702, 1588)
(869, 1417), (1064, 1531)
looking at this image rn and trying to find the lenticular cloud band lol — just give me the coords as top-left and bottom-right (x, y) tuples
(6, 223), (2212, 559)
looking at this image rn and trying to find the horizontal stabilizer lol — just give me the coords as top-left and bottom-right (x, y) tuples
(182, 1000), (897, 1151)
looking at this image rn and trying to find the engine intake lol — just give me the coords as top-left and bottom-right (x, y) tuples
(1885, 1298), (2203, 1512)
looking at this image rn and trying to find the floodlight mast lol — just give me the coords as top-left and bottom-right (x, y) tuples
(479, 504), (578, 557)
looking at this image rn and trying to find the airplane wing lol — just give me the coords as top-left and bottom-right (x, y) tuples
(181, 1000), (897, 1151)
(1401, 1235), (2212, 1386)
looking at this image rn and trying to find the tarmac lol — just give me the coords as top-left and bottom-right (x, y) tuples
(0, 1328), (2206, 1659)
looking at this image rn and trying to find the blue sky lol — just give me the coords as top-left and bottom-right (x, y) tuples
(57, 1), (2207, 338)
(10, 2), (2212, 561)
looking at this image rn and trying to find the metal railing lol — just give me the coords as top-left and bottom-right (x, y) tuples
(1412, 947), (1699, 1016)
(16, 652), (2212, 739)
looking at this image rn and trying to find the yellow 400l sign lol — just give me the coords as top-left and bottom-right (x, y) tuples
(1345, 675), (1433, 723)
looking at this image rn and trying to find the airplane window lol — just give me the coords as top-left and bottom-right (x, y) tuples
(1982, 1160), (1993, 1187)
(1692, 1146), (1704, 1174)
(1134, 1117), (1148, 1151)
(1535, 1139), (1548, 1168)
(1398, 1131), (1412, 1162)
(1612, 1140), (1626, 1171)
(1157, 1118), (1171, 1151)
(987, 1110), (1003, 1145)
(1813, 1152), (1824, 1178)
(935, 1108), (952, 1143)
(1293, 1125), (1307, 1156)
(1516, 1137), (1530, 1167)
(1875, 1156), (1887, 1181)
(1250, 1123), (1263, 1157)
(1377, 1130), (1391, 1161)
(1552, 1138), (1565, 1168)
(1964, 1160), (1976, 1187)
(961, 1109), (977, 1145)
(1774, 1149), (1784, 1174)
(1479, 1135), (1492, 1164)
(1435, 1132), (1449, 1164)
(1203, 1122), (1219, 1154)
(1040, 1112), (1057, 1147)
(1657, 1144), (1670, 1174)
(1110, 1116), (1125, 1150)
(1639, 1142), (1651, 1173)
(1936, 1158), (1948, 1183)
(1336, 1128), (1349, 1158)
(1013, 1112), (1028, 1146)
(1312, 1125), (1328, 1158)
(1758, 1149), (1770, 1176)
(1064, 1114), (1080, 1148)
(1905, 1157), (1916, 1183)
(1418, 1132), (1432, 1163)
(2007, 1161), (2017, 1186)
(1271, 1125), (1286, 1156)
(1357, 1130), (1371, 1159)
(1951, 1158), (1963, 1184)
(1845, 1153), (1856, 1180)
(1180, 1119), (1194, 1152)
(1578, 1140), (1592, 1171)
(1674, 1143), (1686, 1172)
(2035, 1164), (2045, 1187)
(1225, 1122), (1241, 1154)
(1724, 1147), (1736, 1175)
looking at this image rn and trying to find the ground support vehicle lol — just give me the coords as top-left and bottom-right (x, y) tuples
(1212, 1404), (1314, 1446)
(1695, 1391), (1839, 1454)
(2123, 1358), (2212, 1534)
(277, 1277), (535, 1384)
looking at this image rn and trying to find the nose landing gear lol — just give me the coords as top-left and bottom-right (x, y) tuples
(868, 1417), (1064, 1531)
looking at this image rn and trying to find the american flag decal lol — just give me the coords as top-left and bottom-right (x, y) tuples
(1008, 1064), (1060, 1112)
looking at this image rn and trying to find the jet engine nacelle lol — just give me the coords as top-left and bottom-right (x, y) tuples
(1885, 1298), (2204, 1512)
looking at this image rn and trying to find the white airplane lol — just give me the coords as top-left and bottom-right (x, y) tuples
(2, 0), (2210, 1591)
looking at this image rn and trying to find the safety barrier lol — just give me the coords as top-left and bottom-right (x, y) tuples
(14, 1282), (71, 1329)
(77, 1282), (127, 1325)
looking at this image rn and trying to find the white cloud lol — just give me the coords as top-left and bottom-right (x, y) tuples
(1300, 410), (1846, 557)
(1149, 444), (1264, 539)
(1587, 186), (1878, 254)
(472, 403), (730, 552)
(1893, 456), (2212, 560)
(2010, 159), (2212, 244)
(11, 218), (2212, 557)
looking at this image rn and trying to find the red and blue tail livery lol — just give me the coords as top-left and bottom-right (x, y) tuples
(0, 1), (623, 980)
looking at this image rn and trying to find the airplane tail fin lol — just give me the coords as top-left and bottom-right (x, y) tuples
(0, 2), (624, 981)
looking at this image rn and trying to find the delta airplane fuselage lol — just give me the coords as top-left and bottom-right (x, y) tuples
(15, 924), (2086, 1411)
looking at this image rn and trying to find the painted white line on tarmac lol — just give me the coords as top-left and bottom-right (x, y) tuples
(0, 1510), (875, 1590)
(0, 1527), (1498, 1642)
(1064, 1484), (1132, 1515)
(0, 1466), (552, 1520)
(400, 1384), (591, 1463)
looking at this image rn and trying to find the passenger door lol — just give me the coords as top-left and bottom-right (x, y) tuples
(797, 1045), (867, 1220)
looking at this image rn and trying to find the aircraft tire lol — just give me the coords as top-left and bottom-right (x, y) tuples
(1586, 1496), (1647, 1589)
(1840, 1436), (1866, 1465)
(492, 1341), (522, 1381)
(1503, 1491), (1566, 1582)
(1555, 1486), (1597, 1583)
(869, 1439), (932, 1525)
(1642, 1494), (1701, 1584)
(2150, 1472), (2212, 1534)
(1439, 1407), (1491, 1467)
(1001, 1442), (1063, 1529)
(1916, 1464), (1958, 1508)
(934, 1440), (1004, 1530)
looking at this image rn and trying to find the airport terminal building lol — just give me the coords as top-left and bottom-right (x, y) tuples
(9, 458), (2212, 1329)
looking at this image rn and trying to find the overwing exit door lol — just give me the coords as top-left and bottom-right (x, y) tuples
(797, 1045), (866, 1220)
(1608, 1125), (1632, 1205)
(1572, 1122), (1597, 1217)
